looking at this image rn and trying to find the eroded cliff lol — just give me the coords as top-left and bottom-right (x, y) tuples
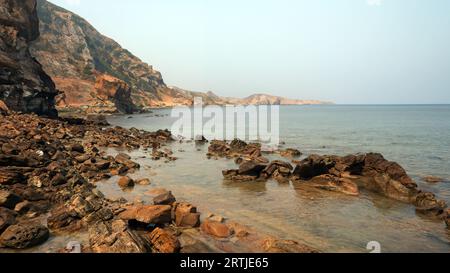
(0, 0), (57, 116)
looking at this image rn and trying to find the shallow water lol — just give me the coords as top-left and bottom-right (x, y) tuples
(102, 105), (450, 253)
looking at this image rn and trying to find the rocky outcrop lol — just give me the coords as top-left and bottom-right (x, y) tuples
(0, 0), (57, 116)
(30, 0), (149, 113)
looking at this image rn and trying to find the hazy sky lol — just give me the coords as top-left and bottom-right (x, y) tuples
(49, 0), (450, 104)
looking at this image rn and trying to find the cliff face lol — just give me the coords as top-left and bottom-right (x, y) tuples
(30, 0), (193, 113)
(30, 0), (329, 112)
(0, 0), (58, 116)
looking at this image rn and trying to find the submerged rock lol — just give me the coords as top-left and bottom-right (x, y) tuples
(117, 176), (135, 188)
(422, 176), (445, 184)
(201, 220), (233, 238)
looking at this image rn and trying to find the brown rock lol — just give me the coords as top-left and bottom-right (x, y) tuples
(118, 176), (134, 188)
(422, 176), (445, 183)
(0, 167), (27, 185)
(136, 178), (151, 185)
(0, 223), (49, 249)
(262, 238), (318, 253)
(0, 190), (22, 209)
(414, 192), (447, 217)
(238, 161), (267, 176)
(115, 153), (131, 164)
(309, 175), (359, 196)
(279, 148), (302, 158)
(174, 203), (200, 228)
(119, 205), (172, 225)
(47, 206), (82, 233)
(148, 228), (180, 253)
(89, 220), (149, 253)
(153, 191), (176, 205)
(201, 220), (233, 238)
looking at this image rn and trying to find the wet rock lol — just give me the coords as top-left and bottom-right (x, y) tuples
(14, 201), (35, 214)
(89, 220), (149, 253)
(422, 176), (445, 183)
(70, 143), (85, 153)
(118, 176), (135, 188)
(136, 178), (151, 185)
(413, 192), (447, 217)
(47, 206), (82, 233)
(119, 205), (172, 225)
(207, 214), (225, 223)
(115, 153), (131, 164)
(238, 161), (267, 176)
(0, 208), (17, 233)
(174, 203), (201, 228)
(262, 238), (318, 253)
(148, 227), (180, 253)
(208, 139), (262, 159)
(279, 148), (302, 158)
(292, 153), (419, 202)
(153, 191), (176, 205)
(201, 220), (233, 238)
(0, 223), (49, 249)
(0, 190), (22, 209)
(309, 175), (359, 196)
(70, 195), (95, 218)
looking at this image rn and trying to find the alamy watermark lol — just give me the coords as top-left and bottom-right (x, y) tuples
(171, 97), (280, 146)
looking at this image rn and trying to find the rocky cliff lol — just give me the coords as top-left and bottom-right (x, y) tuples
(0, 0), (58, 116)
(30, 0), (329, 113)
(31, 0), (185, 113)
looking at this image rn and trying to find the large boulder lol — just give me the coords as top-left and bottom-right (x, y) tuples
(0, 223), (49, 249)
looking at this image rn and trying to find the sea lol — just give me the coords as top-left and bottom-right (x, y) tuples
(99, 105), (450, 253)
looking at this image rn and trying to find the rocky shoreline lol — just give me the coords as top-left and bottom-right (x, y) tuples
(208, 140), (450, 229)
(0, 110), (318, 253)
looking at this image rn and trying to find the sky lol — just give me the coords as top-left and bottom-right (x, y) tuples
(49, 0), (450, 104)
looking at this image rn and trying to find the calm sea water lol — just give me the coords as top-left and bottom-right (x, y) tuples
(102, 105), (450, 253)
